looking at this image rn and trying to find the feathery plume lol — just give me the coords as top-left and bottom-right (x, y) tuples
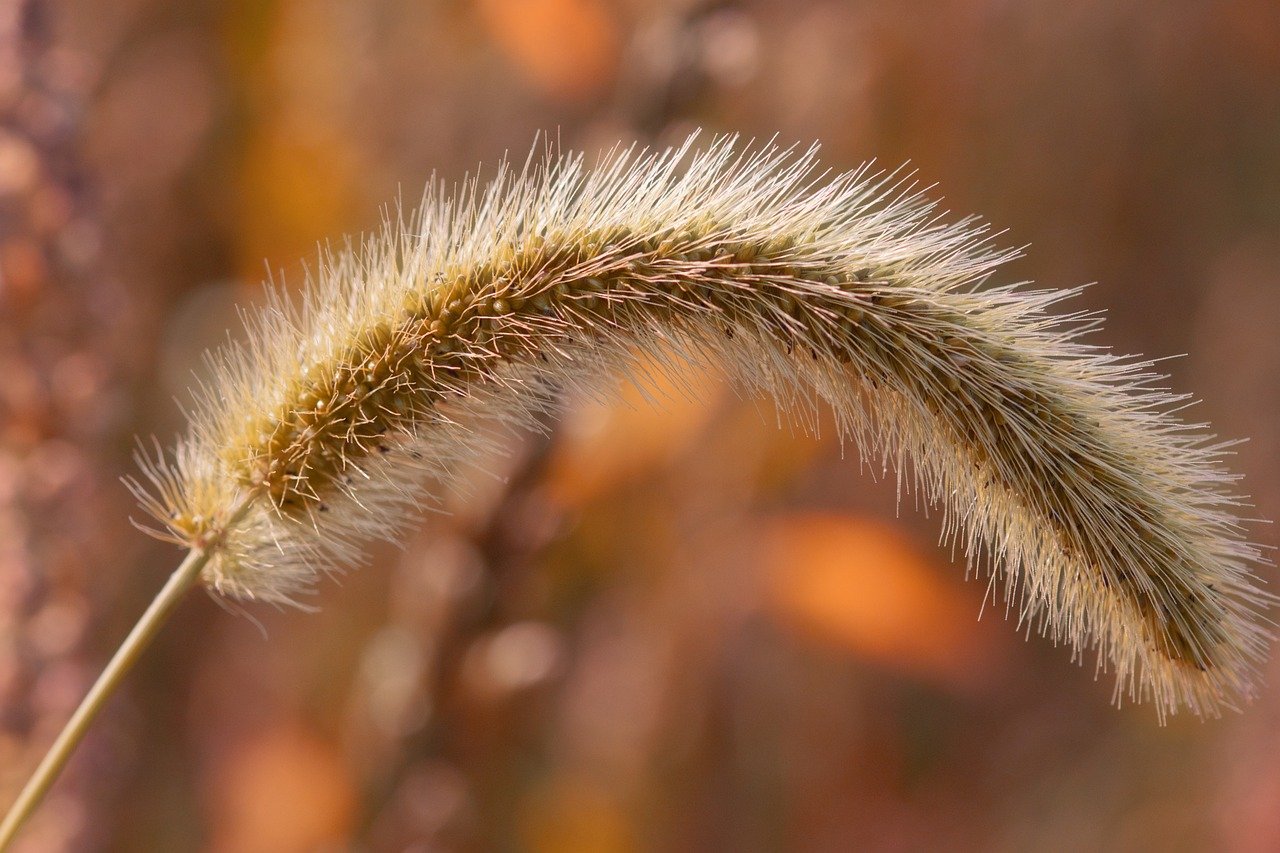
(125, 132), (1270, 719)
(3, 130), (1272, 852)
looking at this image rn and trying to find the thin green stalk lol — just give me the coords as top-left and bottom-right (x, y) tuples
(0, 547), (210, 850)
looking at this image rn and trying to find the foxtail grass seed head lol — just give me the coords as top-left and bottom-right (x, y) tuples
(132, 132), (1270, 719)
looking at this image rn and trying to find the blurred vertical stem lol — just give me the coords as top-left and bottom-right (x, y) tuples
(0, 549), (210, 850)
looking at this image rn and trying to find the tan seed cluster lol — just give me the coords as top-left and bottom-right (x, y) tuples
(132, 134), (1270, 718)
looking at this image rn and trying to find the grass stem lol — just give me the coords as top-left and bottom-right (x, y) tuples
(0, 547), (210, 850)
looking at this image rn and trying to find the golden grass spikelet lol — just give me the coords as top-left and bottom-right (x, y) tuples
(132, 132), (1270, 719)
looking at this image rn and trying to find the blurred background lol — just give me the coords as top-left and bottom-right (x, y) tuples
(2, 0), (1279, 850)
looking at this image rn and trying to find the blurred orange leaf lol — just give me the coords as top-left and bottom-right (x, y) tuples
(546, 350), (723, 506)
(518, 774), (635, 853)
(207, 720), (356, 853)
(236, 127), (358, 279)
(762, 514), (1000, 690)
(478, 0), (620, 101)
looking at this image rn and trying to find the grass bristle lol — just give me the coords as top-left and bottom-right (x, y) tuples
(131, 132), (1272, 719)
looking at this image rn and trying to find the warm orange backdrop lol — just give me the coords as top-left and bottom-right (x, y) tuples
(2, 1), (1278, 849)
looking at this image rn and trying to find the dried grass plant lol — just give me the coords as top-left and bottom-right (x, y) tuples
(0, 133), (1270, 847)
